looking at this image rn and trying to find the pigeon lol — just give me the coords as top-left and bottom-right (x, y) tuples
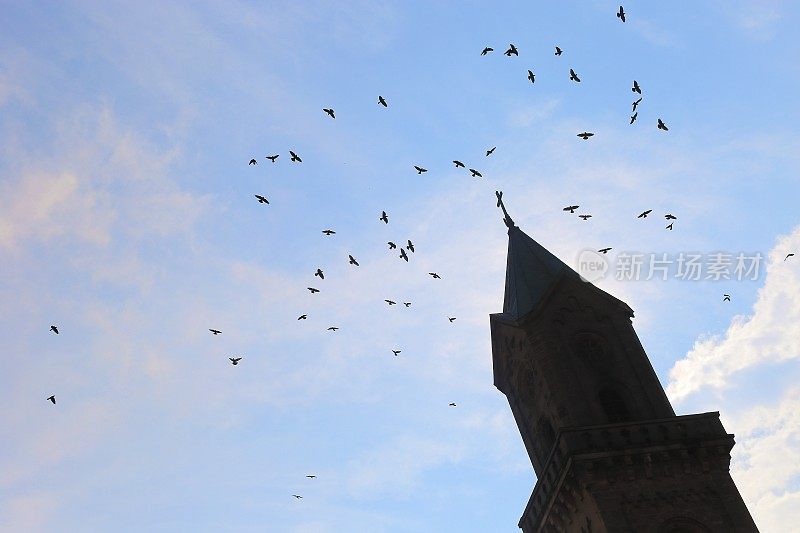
(429, 272), (441, 279)
(630, 112), (638, 124)
(447, 317), (456, 322)
(348, 254), (359, 266)
(292, 495), (303, 499)
(392, 350), (401, 356)
(308, 287), (320, 294)
(380, 211), (389, 224)
(327, 326), (339, 331)
(481, 47), (493, 55)
(632, 97), (642, 112)
(657, 119), (669, 131)
(598, 248), (612, 254)
(47, 395), (56, 404)
(406, 240), (414, 253)
(255, 194), (269, 204)
(229, 357), (242, 365)
(666, 222), (674, 230)
(298, 314), (307, 320)
(322, 229), (336, 235)
(486, 146), (496, 156)
(469, 168), (482, 178)
(399, 248), (409, 262)
(577, 132), (594, 140)
(403, 302), (411, 307)
(617, 5), (626, 22)
(323, 108), (335, 119)
(527, 70), (535, 83)
(785, 253), (795, 261)
(209, 329), (222, 335)
(449, 402), (457, 406)
(504, 43), (518, 56)
(50, 325), (59, 334)
(569, 68), (581, 82)
(266, 154), (279, 162)
(378, 95), (388, 107)
(385, 300), (396, 305)
(290, 150), (302, 162)
(638, 209), (653, 218)
(453, 160), (465, 168)
(723, 294), (731, 302)
(306, 475), (316, 479)
(632, 80), (641, 94)
(579, 214), (592, 220)
(563, 205), (580, 213)
(414, 165), (427, 174)
(388, 241), (397, 249)
(314, 268), (324, 279)
(665, 214), (677, 220)
(555, 46), (563, 56)
(249, 158), (257, 165)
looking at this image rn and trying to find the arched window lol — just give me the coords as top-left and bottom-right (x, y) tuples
(598, 388), (632, 423)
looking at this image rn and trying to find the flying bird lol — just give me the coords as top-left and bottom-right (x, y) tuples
(399, 248), (409, 262)
(323, 108), (335, 119)
(504, 43), (518, 56)
(47, 395), (56, 404)
(453, 160), (465, 168)
(527, 70), (535, 83)
(414, 165), (427, 174)
(665, 214), (677, 220)
(555, 46), (563, 56)
(469, 168), (482, 178)
(632, 80), (641, 94)
(598, 248), (612, 254)
(563, 205), (580, 213)
(785, 253), (795, 261)
(569, 68), (581, 82)
(266, 154), (279, 162)
(249, 158), (257, 165)
(429, 272), (441, 279)
(577, 132), (594, 140)
(481, 46), (493, 55)
(447, 316), (456, 322)
(380, 211), (389, 224)
(630, 112), (638, 124)
(723, 294), (731, 302)
(322, 229), (336, 235)
(50, 325), (59, 334)
(348, 254), (359, 266)
(632, 97), (642, 112)
(666, 222), (674, 230)
(638, 209), (653, 218)
(392, 350), (401, 356)
(306, 475), (316, 479)
(385, 300), (396, 305)
(657, 119), (669, 131)
(308, 287), (320, 294)
(327, 326), (339, 331)
(290, 150), (302, 162)
(486, 146), (496, 156)
(449, 402), (457, 406)
(403, 302), (411, 307)
(254, 194), (269, 204)
(292, 495), (303, 499)
(388, 241), (397, 249)
(209, 329), (222, 335)
(229, 357), (242, 365)
(406, 240), (414, 253)
(579, 214), (592, 220)
(617, 5), (626, 22)
(314, 268), (324, 279)
(298, 315), (307, 320)
(378, 95), (388, 107)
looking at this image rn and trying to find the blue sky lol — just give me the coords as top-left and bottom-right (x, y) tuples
(2, 1), (800, 531)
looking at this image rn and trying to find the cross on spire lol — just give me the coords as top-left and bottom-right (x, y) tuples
(495, 191), (515, 228)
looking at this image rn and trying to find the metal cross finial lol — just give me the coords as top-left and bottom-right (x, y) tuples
(495, 191), (515, 228)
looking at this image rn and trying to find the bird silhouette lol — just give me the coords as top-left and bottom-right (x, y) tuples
(666, 222), (674, 230)
(447, 316), (456, 322)
(290, 150), (302, 162)
(504, 43), (518, 56)
(630, 112), (638, 124)
(385, 300), (396, 305)
(452, 160), (465, 168)
(657, 119), (669, 131)
(50, 325), (59, 334)
(403, 302), (411, 307)
(327, 326), (339, 331)
(388, 241), (397, 249)
(577, 132), (594, 140)
(632, 80), (641, 94)
(308, 287), (320, 294)
(322, 229), (336, 235)
(555, 46), (563, 56)
(229, 357), (242, 365)
(255, 194), (269, 204)
(378, 95), (388, 107)
(469, 168), (483, 178)
(406, 240), (415, 253)
(380, 211), (389, 224)
(665, 214), (677, 220)
(315, 268), (324, 279)
(414, 165), (427, 174)
(249, 158), (257, 165)
(527, 70), (535, 83)
(209, 329), (222, 335)
(449, 402), (457, 406)
(617, 5), (626, 22)
(47, 395), (56, 404)
(632, 97), (642, 112)
(486, 146), (496, 156)
(429, 272), (441, 279)
(323, 108), (335, 119)
(399, 248), (409, 262)
(638, 209), (653, 218)
(392, 349), (401, 356)
(348, 254), (359, 266)
(266, 154), (279, 163)
(569, 68), (581, 82)
(723, 294), (731, 302)
(785, 253), (795, 261)
(598, 248), (612, 254)
(481, 46), (493, 55)
(293, 495), (303, 499)
(298, 314), (307, 320)
(306, 475), (316, 479)
(563, 205), (580, 213)
(579, 214), (593, 220)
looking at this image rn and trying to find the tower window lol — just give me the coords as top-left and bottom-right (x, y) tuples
(598, 388), (632, 423)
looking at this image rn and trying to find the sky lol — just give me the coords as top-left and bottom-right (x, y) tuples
(1, 1), (799, 531)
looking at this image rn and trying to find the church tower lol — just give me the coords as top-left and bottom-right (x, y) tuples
(489, 197), (759, 532)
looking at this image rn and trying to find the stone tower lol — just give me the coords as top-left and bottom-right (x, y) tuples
(489, 212), (759, 532)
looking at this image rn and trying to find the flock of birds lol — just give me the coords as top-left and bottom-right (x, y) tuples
(42, 4), (798, 501)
